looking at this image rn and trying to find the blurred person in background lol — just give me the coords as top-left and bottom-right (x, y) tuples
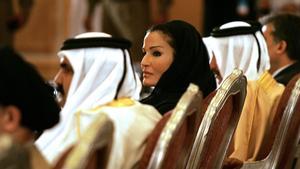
(203, 0), (258, 36)
(0, 46), (60, 169)
(83, 0), (172, 62)
(0, 0), (34, 48)
(258, 0), (300, 14)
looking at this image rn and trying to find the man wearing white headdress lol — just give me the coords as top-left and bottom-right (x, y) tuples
(204, 21), (285, 162)
(35, 32), (161, 169)
(203, 21), (271, 83)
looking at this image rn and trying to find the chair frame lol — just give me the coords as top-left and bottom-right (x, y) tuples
(62, 113), (114, 169)
(186, 68), (247, 169)
(241, 78), (300, 169)
(147, 83), (203, 169)
(294, 144), (300, 168)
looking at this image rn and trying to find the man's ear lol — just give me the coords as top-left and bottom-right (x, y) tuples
(2, 106), (21, 132)
(275, 40), (287, 54)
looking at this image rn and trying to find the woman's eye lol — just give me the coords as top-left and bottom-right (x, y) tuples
(152, 51), (162, 57)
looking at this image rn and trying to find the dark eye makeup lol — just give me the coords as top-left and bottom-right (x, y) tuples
(152, 51), (162, 57)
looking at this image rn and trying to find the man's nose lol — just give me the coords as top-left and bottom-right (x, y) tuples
(53, 70), (63, 84)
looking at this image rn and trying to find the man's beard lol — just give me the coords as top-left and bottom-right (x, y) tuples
(46, 81), (65, 104)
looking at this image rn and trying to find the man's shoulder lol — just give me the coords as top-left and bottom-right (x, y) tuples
(105, 98), (160, 116)
(85, 98), (136, 113)
(106, 98), (136, 107)
(274, 62), (300, 85)
(81, 98), (161, 122)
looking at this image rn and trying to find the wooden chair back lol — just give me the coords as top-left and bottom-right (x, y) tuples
(53, 113), (114, 169)
(139, 83), (203, 169)
(186, 68), (247, 169)
(241, 74), (300, 169)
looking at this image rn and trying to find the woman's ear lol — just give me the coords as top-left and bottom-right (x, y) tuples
(1, 106), (21, 132)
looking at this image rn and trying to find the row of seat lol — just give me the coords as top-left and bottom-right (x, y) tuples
(46, 69), (300, 169)
(140, 69), (247, 169)
(241, 74), (300, 169)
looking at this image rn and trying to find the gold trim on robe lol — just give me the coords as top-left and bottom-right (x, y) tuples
(229, 71), (285, 161)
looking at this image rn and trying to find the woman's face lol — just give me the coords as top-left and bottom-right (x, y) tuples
(141, 31), (174, 87)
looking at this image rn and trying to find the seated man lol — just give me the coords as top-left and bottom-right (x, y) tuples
(260, 12), (300, 86)
(204, 21), (285, 161)
(36, 32), (162, 169)
(0, 46), (60, 169)
(203, 21), (270, 84)
(229, 71), (284, 161)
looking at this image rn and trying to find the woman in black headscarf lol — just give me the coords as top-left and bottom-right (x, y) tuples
(140, 20), (216, 115)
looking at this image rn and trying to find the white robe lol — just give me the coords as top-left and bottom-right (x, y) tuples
(77, 99), (161, 169)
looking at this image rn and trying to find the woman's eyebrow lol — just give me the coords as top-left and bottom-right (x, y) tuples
(150, 46), (163, 50)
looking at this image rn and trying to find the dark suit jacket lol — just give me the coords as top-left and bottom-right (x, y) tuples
(274, 62), (300, 86)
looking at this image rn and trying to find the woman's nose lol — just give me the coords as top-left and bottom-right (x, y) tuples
(141, 54), (151, 68)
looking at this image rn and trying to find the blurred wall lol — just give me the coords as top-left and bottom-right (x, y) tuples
(13, 0), (204, 80)
(169, 0), (204, 33)
(15, 0), (204, 54)
(15, 0), (68, 53)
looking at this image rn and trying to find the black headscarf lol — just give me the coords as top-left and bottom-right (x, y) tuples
(141, 20), (216, 114)
(0, 47), (60, 133)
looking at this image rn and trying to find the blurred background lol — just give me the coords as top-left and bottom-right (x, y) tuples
(13, 0), (203, 80)
(10, 0), (292, 81)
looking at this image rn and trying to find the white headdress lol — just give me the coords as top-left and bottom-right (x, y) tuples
(36, 32), (141, 163)
(203, 21), (270, 81)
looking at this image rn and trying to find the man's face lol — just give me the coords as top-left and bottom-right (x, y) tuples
(262, 24), (280, 67)
(54, 57), (74, 107)
(210, 54), (223, 85)
(0, 105), (20, 135)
